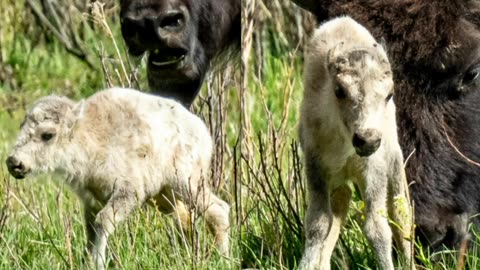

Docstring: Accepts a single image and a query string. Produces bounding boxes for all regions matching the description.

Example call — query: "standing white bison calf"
[6,88,230,269]
[299,17,413,270]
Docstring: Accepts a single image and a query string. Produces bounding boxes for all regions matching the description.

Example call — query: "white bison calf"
[299,17,413,270]
[6,88,229,269]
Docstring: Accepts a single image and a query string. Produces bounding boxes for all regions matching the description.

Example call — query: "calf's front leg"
[361,170,394,270]
[300,155,352,270]
[89,188,140,270]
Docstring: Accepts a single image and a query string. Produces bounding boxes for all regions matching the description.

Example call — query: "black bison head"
[120,0,240,107]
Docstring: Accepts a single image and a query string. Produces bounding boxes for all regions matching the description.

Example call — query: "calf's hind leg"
[195,186,230,256]
[172,175,230,256]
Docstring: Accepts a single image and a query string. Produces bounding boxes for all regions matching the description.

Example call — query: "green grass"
[1,1,479,269]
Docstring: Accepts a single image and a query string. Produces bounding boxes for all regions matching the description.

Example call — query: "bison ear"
[66,99,85,129]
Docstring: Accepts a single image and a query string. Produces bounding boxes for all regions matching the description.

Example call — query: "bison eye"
[463,66,480,85]
[41,132,55,142]
[386,93,393,102]
[335,86,347,99]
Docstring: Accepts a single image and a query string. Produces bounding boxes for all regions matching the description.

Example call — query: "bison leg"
[196,187,230,256]
[300,184,351,270]
[360,171,394,270]
[300,158,332,270]
[300,154,350,270]
[174,174,230,256]
[330,184,352,237]
[91,189,139,270]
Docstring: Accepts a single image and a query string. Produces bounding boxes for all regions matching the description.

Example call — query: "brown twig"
[25,0,96,69]
[441,119,480,167]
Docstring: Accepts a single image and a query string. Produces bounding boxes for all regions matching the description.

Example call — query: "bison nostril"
[159,11,185,31]
[15,162,24,171]
[6,156,25,173]
[352,133,367,148]
[6,156,17,169]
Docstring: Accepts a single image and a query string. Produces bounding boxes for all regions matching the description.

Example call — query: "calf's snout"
[6,155,28,179]
[352,129,382,157]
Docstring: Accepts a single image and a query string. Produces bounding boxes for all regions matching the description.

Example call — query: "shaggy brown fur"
[293,0,480,252]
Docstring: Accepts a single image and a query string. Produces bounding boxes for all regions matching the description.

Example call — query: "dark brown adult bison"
[292,0,480,252]
[120,0,240,107]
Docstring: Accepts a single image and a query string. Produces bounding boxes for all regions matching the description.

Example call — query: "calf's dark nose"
[352,129,382,157]
[353,133,367,148]
[6,156,27,179]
